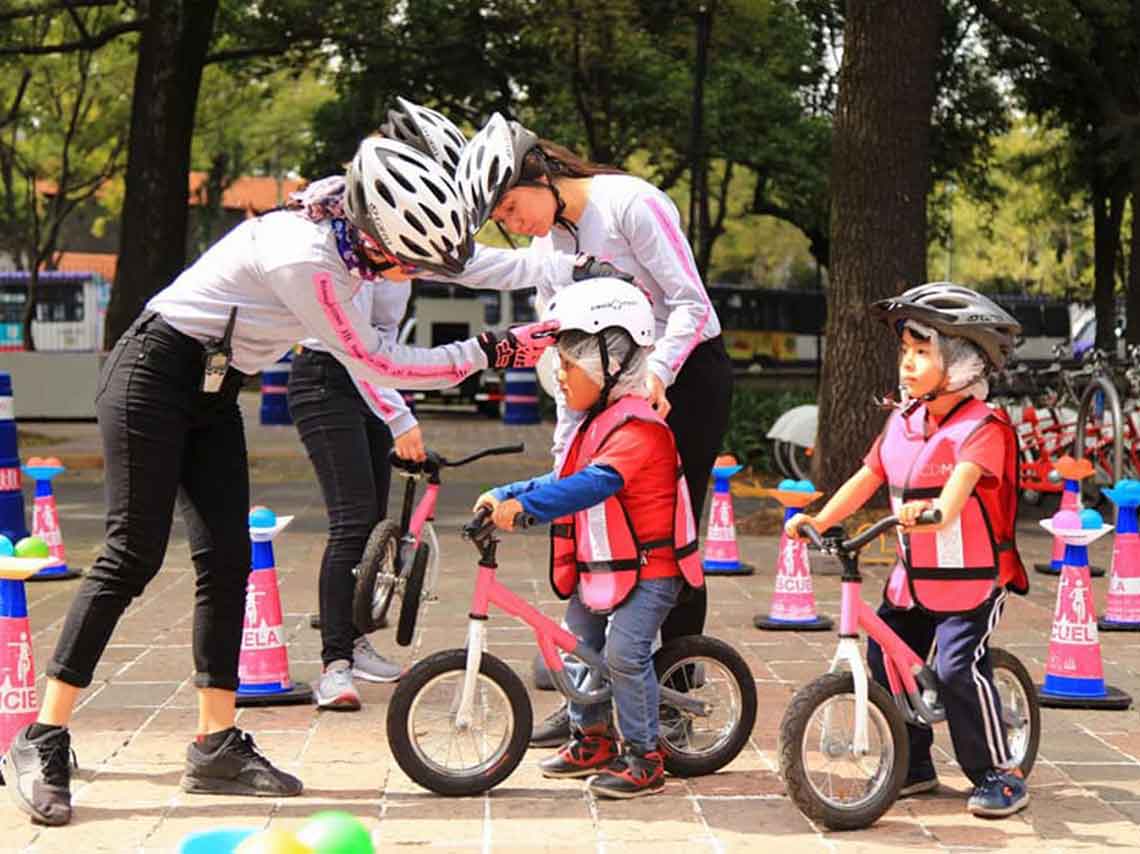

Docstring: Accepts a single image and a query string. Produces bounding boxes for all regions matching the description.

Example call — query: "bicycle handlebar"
[462,506,537,542]
[390,443,525,475]
[797,509,942,555]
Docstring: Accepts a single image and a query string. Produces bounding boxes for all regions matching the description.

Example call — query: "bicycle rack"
[1074,375,1124,520]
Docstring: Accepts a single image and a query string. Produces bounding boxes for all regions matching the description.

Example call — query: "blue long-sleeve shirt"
[492,465,624,523]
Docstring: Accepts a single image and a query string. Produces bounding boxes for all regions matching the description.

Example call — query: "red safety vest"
[880,396,1028,616]
[549,396,704,614]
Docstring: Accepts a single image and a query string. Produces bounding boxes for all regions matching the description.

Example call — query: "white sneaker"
[313,660,361,711]
[352,636,403,683]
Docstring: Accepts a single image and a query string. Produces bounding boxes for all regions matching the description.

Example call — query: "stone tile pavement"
[6,396,1140,851]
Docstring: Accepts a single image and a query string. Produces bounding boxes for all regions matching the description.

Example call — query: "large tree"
[813,0,944,493]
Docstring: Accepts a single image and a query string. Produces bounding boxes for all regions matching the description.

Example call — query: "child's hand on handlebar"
[785,513,816,540]
[492,498,524,531]
[897,500,935,527]
[473,491,500,514]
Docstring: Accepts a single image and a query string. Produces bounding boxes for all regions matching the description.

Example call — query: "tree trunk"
[1127,179,1140,349]
[814,0,942,495]
[103,0,218,347]
[1092,166,1127,352]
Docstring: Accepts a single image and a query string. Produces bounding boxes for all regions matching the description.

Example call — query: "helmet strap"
[586,333,638,420]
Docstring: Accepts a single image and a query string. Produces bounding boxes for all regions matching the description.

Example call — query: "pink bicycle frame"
[408,483,438,544]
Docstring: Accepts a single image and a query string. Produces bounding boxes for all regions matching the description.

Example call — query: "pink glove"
[478,319,561,369]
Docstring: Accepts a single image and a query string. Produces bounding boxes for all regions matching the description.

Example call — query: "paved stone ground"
[5,392,1140,852]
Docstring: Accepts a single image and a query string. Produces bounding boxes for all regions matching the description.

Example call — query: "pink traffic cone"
[22,457,81,581]
[1099,481,1140,631]
[235,507,311,707]
[703,463,754,576]
[1036,456,1105,577]
[754,480,832,632]
[1038,509,1131,709]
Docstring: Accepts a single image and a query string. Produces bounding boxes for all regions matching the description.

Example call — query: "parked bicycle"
[384,507,758,796]
[778,512,1040,830]
[351,443,525,644]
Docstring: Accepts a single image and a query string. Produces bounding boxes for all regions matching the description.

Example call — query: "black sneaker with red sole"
[587,748,666,799]
[539,731,618,779]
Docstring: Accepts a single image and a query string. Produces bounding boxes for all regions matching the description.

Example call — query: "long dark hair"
[517,140,626,185]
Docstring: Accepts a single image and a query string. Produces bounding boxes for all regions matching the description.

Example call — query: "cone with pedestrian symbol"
[0,535,57,762]
[753,480,833,631]
[1036,456,1105,577]
[1037,508,1131,710]
[22,457,80,582]
[702,456,753,576]
[1099,480,1140,631]
[236,507,312,707]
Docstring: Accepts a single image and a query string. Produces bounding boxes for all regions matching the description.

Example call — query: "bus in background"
[0,271,109,351]
[708,285,1073,369]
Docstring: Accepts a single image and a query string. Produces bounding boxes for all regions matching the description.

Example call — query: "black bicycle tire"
[352,519,401,634]
[396,541,429,647]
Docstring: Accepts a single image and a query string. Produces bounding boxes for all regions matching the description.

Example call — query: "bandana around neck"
[288,176,380,281]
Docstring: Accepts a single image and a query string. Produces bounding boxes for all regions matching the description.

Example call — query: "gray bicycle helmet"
[343,137,473,276]
[380,97,467,174]
[871,282,1021,370]
[454,112,539,230]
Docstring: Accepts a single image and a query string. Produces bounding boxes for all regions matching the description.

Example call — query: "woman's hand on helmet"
[393,425,426,463]
[572,254,635,283]
[647,373,671,418]
[473,491,501,514]
[478,319,561,369]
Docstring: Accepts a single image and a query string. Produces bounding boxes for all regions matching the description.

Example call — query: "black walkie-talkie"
[202,306,238,393]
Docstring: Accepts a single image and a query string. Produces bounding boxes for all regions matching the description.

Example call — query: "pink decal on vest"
[312,272,472,381]
[1046,563,1103,680]
[643,197,711,372]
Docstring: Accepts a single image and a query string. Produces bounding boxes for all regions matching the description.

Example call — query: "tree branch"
[0,70,32,131]
[0,18,142,56]
[0,0,117,25]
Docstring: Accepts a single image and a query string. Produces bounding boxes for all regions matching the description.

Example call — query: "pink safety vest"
[549,396,704,614]
[880,396,1027,616]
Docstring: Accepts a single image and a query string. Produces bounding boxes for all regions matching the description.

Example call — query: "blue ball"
[778,479,797,491]
[0,535,12,557]
[1121,480,1140,493]
[248,506,277,529]
[1079,508,1104,530]
[794,479,815,492]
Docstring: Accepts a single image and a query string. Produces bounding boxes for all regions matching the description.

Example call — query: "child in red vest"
[786,283,1030,818]
[476,278,704,799]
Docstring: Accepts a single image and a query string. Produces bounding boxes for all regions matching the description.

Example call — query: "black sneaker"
[181,728,302,797]
[899,762,939,797]
[5,724,72,826]
[587,747,666,799]
[539,730,618,779]
[530,703,571,748]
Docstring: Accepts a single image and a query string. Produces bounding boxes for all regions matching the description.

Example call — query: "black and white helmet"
[454,112,539,231]
[871,282,1022,370]
[343,137,473,276]
[380,97,467,174]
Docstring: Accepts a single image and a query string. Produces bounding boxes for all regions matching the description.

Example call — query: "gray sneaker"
[313,661,361,711]
[352,636,403,683]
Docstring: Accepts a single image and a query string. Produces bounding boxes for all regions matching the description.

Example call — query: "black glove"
[572,254,635,283]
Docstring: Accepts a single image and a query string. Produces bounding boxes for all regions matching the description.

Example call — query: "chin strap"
[583,335,638,424]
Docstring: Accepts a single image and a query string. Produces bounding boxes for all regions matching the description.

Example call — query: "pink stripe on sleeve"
[643,196,712,372]
[313,271,472,382]
[359,381,398,418]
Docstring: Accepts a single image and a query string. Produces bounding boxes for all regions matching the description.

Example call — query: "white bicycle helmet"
[454,112,539,231]
[380,97,468,174]
[871,282,1021,370]
[343,137,473,275]
[542,278,655,345]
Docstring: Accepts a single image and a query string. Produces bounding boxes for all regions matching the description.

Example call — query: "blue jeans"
[564,576,683,753]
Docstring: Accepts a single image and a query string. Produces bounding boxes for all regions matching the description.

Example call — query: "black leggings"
[288,348,394,666]
[660,336,734,641]
[49,313,251,690]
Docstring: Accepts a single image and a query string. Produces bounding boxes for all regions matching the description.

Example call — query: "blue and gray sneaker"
[966,770,1028,818]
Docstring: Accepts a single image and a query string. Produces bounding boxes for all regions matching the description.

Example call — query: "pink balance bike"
[779,511,1040,830]
[384,507,758,796]
[352,443,525,644]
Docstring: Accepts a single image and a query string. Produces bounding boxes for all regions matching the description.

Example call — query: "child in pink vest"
[786,283,1030,819]
[477,279,703,798]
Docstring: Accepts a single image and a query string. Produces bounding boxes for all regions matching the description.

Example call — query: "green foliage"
[721,386,816,472]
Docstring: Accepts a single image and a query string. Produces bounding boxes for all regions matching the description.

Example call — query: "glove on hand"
[572,254,635,283]
[478,319,561,370]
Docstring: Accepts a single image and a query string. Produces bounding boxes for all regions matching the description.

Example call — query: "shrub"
[721,387,816,473]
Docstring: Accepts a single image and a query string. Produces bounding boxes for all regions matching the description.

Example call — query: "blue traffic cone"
[235,506,312,707]
[0,373,29,544]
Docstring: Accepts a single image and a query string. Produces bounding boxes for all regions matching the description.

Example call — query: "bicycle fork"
[454,618,486,731]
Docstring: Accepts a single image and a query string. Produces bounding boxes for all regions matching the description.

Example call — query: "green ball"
[14,536,49,559]
[296,811,373,854]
